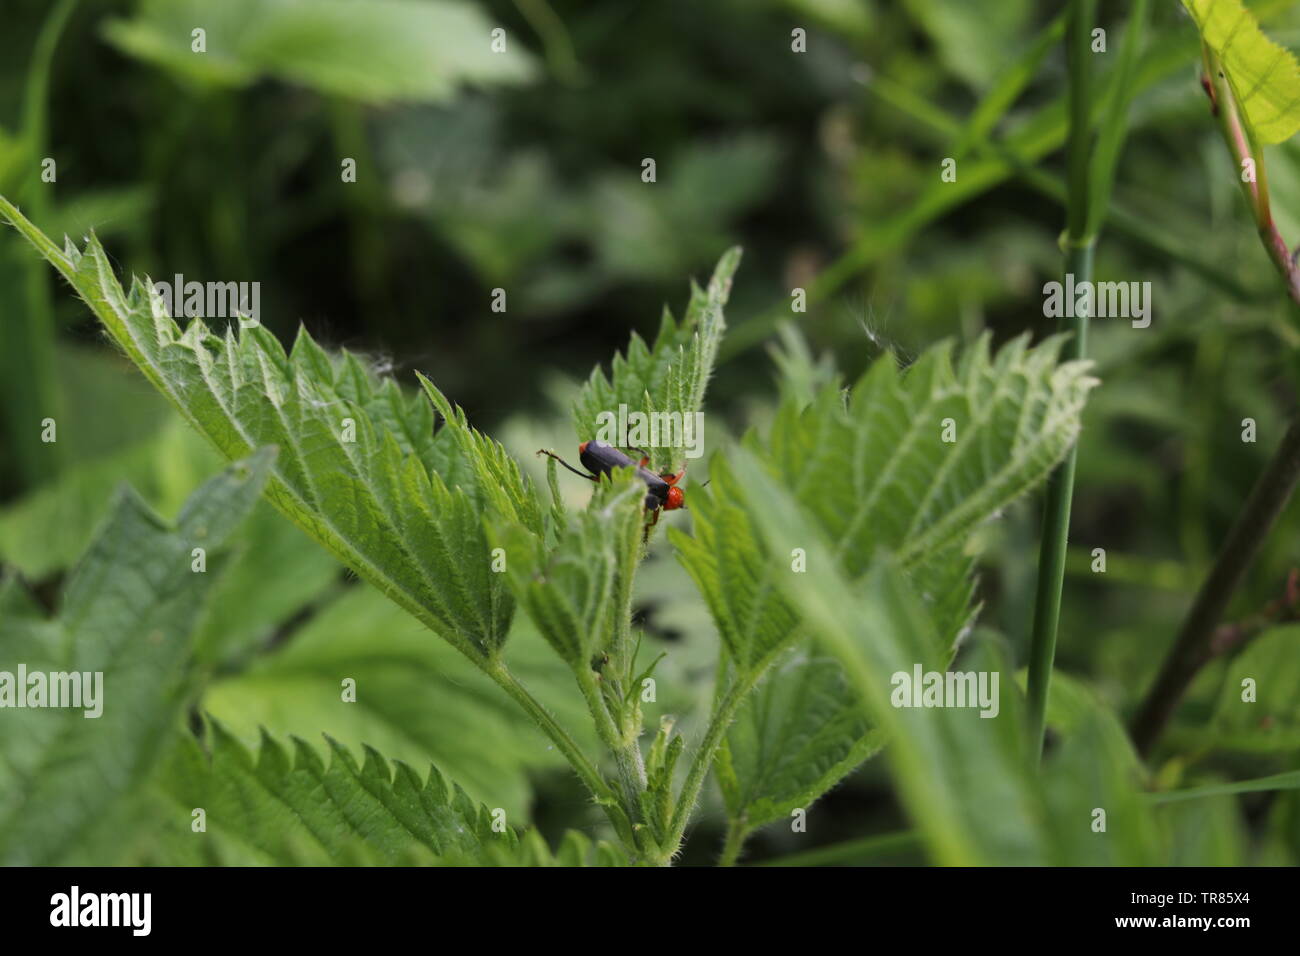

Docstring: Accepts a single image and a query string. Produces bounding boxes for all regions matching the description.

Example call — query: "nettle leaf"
[0,198,540,667]
[769,333,1096,572]
[191,497,341,666]
[731,448,1163,865]
[675,335,1094,675]
[716,648,885,838]
[166,723,624,866]
[672,457,802,674]
[572,247,740,473]
[419,374,545,542]
[0,451,271,865]
[104,0,536,104]
[1183,0,1300,144]
[491,473,644,669]
[202,584,598,819]
[0,418,216,578]
[173,721,498,864]
[0,416,341,667]
[673,337,1093,847]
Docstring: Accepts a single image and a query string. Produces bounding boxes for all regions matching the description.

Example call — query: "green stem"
[718,818,749,867]
[870,74,1258,303]
[1,0,77,489]
[612,739,646,816]
[489,663,613,807]
[1202,46,1300,306]
[576,666,644,821]
[660,670,758,862]
[1026,0,1096,757]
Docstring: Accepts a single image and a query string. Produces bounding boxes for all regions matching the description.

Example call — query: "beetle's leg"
[536,449,598,481]
[642,506,661,543]
[624,446,652,467]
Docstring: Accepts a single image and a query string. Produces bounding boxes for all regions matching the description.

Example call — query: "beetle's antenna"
[537,448,598,482]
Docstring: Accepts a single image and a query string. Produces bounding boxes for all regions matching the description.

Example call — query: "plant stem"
[1,0,76,490]
[1202,47,1300,306]
[1130,39,1300,758]
[576,666,644,820]
[659,671,758,862]
[489,663,614,807]
[1131,415,1300,756]
[1026,0,1096,756]
[718,818,749,867]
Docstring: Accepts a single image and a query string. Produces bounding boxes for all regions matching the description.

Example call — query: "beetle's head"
[664,486,685,511]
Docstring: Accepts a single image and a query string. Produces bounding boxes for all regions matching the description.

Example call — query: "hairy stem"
[718,818,749,867]
[489,663,614,807]
[660,670,759,863]
[576,666,645,822]
[1131,416,1300,756]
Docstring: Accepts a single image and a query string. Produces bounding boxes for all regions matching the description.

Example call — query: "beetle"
[537,440,686,538]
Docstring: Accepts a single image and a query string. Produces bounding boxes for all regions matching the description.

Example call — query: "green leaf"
[0,197,539,667]
[1150,770,1300,804]
[671,456,803,674]
[725,444,1165,865]
[103,0,536,104]
[572,247,740,473]
[1210,624,1300,752]
[164,723,624,865]
[0,418,215,578]
[1182,0,1300,144]
[0,451,272,864]
[770,334,1097,572]
[674,335,1096,674]
[0,415,338,667]
[191,498,342,666]
[491,472,644,669]
[1039,682,1166,866]
[1086,0,1150,237]
[1159,791,1248,866]
[669,336,1095,859]
[175,721,499,864]
[589,142,773,289]
[201,583,597,819]
[716,647,885,836]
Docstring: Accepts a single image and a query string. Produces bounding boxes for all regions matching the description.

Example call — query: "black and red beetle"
[538,440,686,538]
